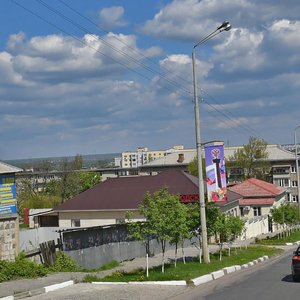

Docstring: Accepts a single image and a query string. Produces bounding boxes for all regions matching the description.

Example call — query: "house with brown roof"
[42,170,241,228]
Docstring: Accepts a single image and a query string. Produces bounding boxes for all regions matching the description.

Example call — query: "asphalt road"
[26,246,298,300]
[172,246,298,300]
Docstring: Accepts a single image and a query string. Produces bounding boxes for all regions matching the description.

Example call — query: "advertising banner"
[205,145,227,202]
[0,174,17,217]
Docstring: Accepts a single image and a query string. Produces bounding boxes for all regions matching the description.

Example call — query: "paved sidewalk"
[0,239,272,299]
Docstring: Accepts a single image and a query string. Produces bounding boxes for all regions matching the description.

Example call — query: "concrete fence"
[19,227,61,252]
[65,239,197,269]
[243,215,270,240]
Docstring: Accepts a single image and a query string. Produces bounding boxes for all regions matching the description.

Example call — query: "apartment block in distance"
[120,145,184,168]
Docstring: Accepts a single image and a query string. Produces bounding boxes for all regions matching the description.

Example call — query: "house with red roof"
[228,178,287,238]
[39,170,241,228]
[229,178,287,218]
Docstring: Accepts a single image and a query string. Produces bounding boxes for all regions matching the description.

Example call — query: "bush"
[0,252,48,282]
[49,251,80,272]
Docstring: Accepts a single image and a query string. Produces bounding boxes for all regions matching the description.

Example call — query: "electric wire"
[11,0,191,100]
[10,0,271,143]
[58,0,195,94]
[56,0,271,142]
[35,0,193,97]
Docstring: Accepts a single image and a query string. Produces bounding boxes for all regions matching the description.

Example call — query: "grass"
[83,245,283,283]
[256,229,300,245]
[80,260,120,272]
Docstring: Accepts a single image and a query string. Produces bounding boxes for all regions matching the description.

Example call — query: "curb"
[92,255,270,287]
[0,255,270,298]
[92,280,186,286]
[191,255,268,286]
[0,280,74,300]
[286,241,300,246]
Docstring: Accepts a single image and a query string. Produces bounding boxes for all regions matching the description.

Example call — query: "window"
[274,178,290,187]
[240,207,244,217]
[292,181,298,187]
[253,207,261,217]
[292,195,299,202]
[291,166,296,173]
[71,219,80,227]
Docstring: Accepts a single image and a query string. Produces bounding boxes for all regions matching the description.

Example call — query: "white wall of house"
[58,210,145,228]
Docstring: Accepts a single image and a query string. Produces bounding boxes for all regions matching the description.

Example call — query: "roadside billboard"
[205,145,227,202]
[0,174,17,218]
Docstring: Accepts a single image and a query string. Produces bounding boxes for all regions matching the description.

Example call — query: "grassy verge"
[83,245,283,283]
[256,229,300,245]
[0,251,120,283]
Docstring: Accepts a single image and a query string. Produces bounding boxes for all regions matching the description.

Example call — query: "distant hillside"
[4,153,121,170]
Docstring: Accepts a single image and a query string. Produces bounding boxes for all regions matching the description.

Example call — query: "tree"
[59,158,81,203]
[214,214,245,260]
[227,136,270,180]
[214,213,231,261]
[137,188,189,273]
[126,212,152,256]
[186,201,222,263]
[78,172,101,192]
[169,201,190,267]
[17,176,61,218]
[187,157,206,178]
[17,155,101,214]
[271,203,299,236]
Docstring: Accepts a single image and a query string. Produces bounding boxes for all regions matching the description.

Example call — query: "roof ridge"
[248,178,283,195]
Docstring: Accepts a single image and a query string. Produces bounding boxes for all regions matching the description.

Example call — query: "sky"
[1,0,300,160]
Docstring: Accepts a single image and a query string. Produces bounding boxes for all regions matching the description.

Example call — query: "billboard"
[0,174,17,217]
[205,145,227,202]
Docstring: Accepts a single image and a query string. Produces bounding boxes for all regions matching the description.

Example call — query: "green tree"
[271,203,299,235]
[59,158,81,203]
[126,212,152,257]
[17,177,60,217]
[169,201,190,267]
[187,157,206,178]
[186,201,222,263]
[138,188,189,273]
[78,172,101,192]
[227,136,270,180]
[214,214,244,260]
[214,213,231,260]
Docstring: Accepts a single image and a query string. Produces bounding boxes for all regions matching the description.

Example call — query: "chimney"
[177,153,184,163]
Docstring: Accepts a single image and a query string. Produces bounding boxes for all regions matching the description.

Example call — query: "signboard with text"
[0,174,17,217]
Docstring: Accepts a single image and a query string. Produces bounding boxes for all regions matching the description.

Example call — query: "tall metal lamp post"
[294,125,300,216]
[192,21,231,263]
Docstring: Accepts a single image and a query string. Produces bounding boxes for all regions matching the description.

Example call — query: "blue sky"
[1,0,300,160]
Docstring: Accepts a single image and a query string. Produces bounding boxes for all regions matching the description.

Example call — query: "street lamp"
[192,21,231,263]
[294,126,300,216]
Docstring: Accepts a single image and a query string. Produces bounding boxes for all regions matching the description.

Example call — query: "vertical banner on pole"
[205,145,227,202]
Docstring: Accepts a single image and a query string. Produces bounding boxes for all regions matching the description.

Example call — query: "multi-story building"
[15,144,300,204]
[140,144,300,204]
[120,145,184,168]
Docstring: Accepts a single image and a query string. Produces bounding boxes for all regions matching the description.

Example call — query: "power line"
[36,0,271,141]
[11,0,190,99]
[35,0,193,97]
[58,0,194,94]
[11,0,272,144]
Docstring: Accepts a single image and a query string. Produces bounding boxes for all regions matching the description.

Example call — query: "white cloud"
[213,28,265,73]
[4,32,163,84]
[99,6,127,29]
